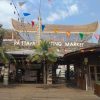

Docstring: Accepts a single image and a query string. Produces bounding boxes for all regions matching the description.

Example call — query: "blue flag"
[42,25,45,31]
[23,13,31,16]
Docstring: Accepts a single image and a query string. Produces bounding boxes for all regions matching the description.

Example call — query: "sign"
[14,40,84,47]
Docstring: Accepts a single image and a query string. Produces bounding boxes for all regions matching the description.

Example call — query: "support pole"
[36,0,42,45]
[37,16,41,45]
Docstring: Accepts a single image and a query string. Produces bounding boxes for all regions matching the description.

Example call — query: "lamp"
[84,57,88,65]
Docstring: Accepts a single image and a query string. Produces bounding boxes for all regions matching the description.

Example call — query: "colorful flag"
[79,33,84,40]
[31,21,34,27]
[10,2,12,5]
[35,24,38,31]
[48,0,52,2]
[42,25,45,31]
[14,11,16,14]
[23,13,31,16]
[94,34,100,40]
[54,28,58,33]
[19,2,26,7]
[66,32,71,37]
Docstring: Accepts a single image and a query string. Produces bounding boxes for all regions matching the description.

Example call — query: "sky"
[0,0,100,42]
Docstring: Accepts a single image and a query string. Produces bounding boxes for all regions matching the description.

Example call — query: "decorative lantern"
[84,57,88,65]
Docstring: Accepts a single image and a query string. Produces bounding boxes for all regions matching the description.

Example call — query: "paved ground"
[0,84,100,100]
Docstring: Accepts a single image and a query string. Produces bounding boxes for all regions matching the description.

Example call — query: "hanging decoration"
[31,21,35,27]
[10,2,12,5]
[23,13,31,16]
[48,0,52,2]
[79,33,84,40]
[66,32,71,38]
[54,28,58,33]
[18,1,26,7]
[35,24,39,31]
[10,0,21,20]
[42,25,45,31]
[13,11,15,14]
[94,33,100,40]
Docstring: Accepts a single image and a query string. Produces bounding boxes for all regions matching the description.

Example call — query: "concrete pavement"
[0,84,99,100]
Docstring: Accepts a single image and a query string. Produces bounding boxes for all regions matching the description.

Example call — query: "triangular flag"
[35,25,38,31]
[54,28,58,33]
[48,0,52,2]
[23,13,31,16]
[66,32,71,37]
[31,21,34,27]
[18,18,19,21]
[14,11,16,14]
[19,2,26,7]
[42,25,45,31]
[10,2,12,5]
[94,34,100,40]
[79,33,84,40]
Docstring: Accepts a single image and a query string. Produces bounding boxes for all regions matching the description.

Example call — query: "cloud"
[68,4,79,15]
[46,4,79,23]
[0,1,17,29]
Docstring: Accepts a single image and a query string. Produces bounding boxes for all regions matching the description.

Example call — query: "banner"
[23,13,31,16]
[66,32,71,38]
[94,34,100,40]
[31,21,34,27]
[19,2,26,7]
[79,33,84,40]
[42,25,45,31]
[54,28,58,33]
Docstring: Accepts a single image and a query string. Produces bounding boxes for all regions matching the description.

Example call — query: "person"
[56,68,61,77]
[9,63,16,82]
[16,68,23,83]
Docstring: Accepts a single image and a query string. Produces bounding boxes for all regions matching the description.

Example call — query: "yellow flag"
[66,32,71,37]
[54,28,59,33]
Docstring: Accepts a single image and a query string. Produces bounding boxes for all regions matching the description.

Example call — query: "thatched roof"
[12,19,98,33]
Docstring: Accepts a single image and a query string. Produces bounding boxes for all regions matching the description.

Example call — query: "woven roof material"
[12,19,98,33]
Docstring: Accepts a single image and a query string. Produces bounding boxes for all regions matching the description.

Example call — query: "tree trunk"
[43,62,47,84]
[3,66,9,86]
[47,64,52,84]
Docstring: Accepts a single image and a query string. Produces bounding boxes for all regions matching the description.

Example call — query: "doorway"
[89,65,100,89]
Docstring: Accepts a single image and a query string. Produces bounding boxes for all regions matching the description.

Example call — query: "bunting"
[31,21,34,27]
[42,25,45,31]
[14,11,16,14]
[54,28,58,33]
[94,34,100,40]
[35,24,39,31]
[23,13,31,16]
[66,32,71,38]
[48,0,52,2]
[19,2,26,7]
[79,33,84,40]
[10,2,12,5]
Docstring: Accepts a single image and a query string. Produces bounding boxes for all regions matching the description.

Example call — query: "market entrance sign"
[14,40,84,47]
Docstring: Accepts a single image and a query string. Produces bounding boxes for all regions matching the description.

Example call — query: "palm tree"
[0,27,4,46]
[0,27,15,85]
[28,40,57,84]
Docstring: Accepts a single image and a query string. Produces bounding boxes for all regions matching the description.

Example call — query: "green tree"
[0,27,15,85]
[0,27,5,46]
[28,40,57,84]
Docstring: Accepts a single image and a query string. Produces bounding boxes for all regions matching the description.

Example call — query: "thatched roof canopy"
[12,19,98,33]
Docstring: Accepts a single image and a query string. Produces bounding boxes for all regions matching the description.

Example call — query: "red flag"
[31,21,34,27]
[94,34,100,40]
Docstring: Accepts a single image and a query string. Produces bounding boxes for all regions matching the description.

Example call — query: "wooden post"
[85,73,88,91]
[37,16,41,45]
